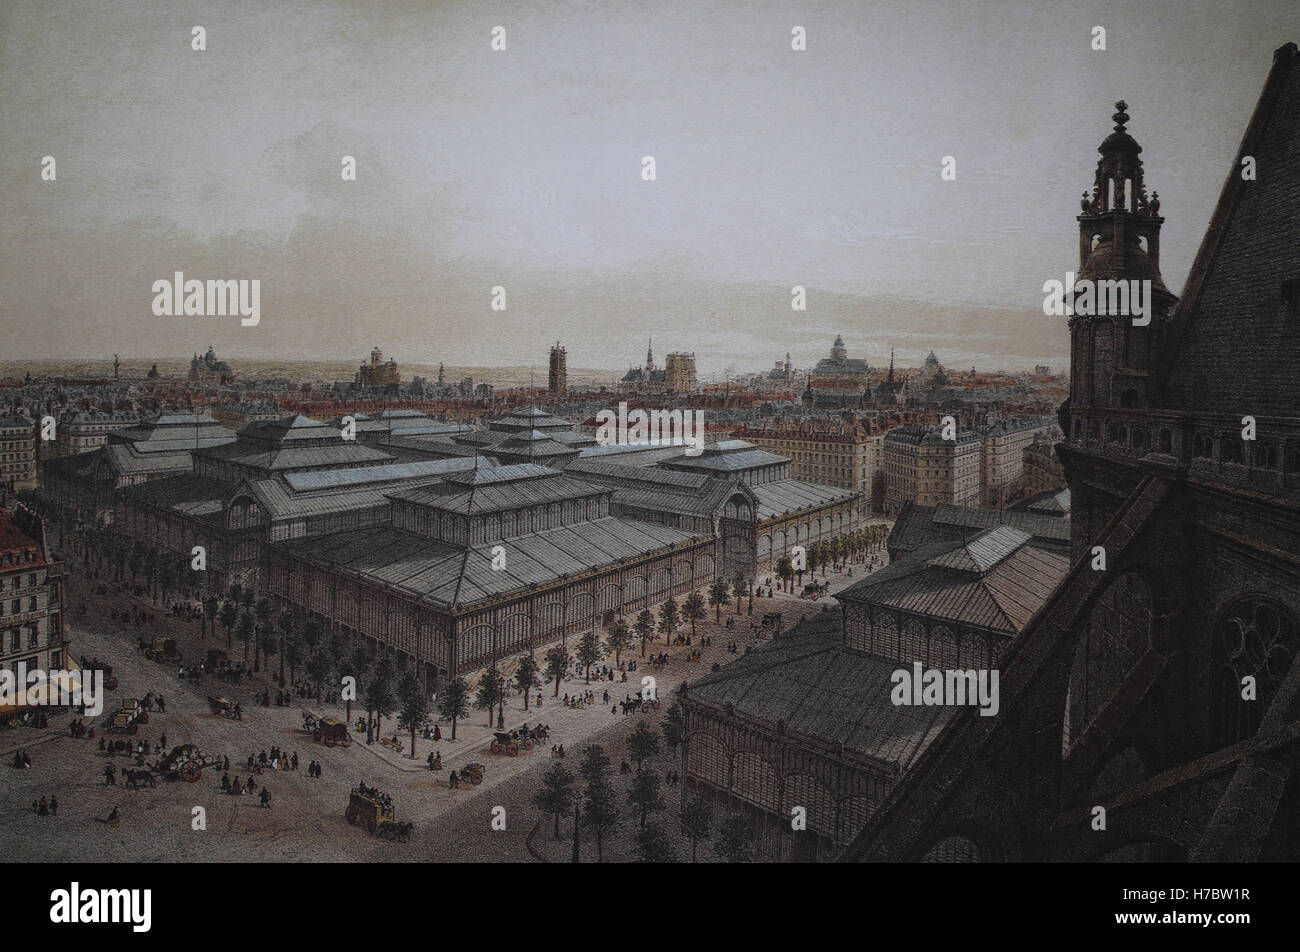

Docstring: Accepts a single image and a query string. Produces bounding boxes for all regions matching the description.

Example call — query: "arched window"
[1193,433,1214,459]
[1253,441,1276,469]
[1217,598,1296,747]
[1221,435,1244,465]
[1158,429,1173,453]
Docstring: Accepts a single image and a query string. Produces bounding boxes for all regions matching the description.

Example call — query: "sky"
[2,0,1298,375]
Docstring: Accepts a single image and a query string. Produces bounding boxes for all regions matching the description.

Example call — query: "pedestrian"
[50,794,59,816]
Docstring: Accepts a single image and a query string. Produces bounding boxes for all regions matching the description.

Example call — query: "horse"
[124,768,156,789]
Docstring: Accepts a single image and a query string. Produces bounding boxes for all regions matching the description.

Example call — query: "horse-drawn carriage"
[207,696,242,720]
[154,744,222,783]
[106,699,148,735]
[456,762,484,785]
[307,714,352,748]
[489,731,534,757]
[81,661,117,692]
[346,784,395,834]
[145,637,182,663]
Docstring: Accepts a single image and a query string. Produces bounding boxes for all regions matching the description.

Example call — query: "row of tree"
[772,523,890,590]
[533,713,756,863]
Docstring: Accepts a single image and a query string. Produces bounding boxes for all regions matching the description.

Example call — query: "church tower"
[1070,101,1177,419]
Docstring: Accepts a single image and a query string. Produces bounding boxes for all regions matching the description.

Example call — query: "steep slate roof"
[388,466,606,515]
[751,479,856,519]
[686,612,952,771]
[278,516,700,610]
[839,531,1069,633]
[1159,42,1300,416]
[888,501,1071,555]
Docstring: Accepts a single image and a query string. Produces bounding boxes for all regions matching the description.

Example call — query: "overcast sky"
[2,0,1297,374]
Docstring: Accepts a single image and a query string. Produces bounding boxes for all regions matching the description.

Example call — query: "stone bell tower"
[1071,101,1177,415]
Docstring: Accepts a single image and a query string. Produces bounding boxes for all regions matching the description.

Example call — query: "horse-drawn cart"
[144,637,182,663]
[156,743,221,783]
[106,699,148,735]
[311,715,352,748]
[346,784,395,834]
[457,762,485,785]
[207,696,242,720]
[489,731,534,757]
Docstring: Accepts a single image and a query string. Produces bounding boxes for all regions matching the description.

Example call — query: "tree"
[628,720,660,772]
[364,654,396,742]
[707,578,731,623]
[437,676,470,740]
[396,669,429,759]
[732,575,747,614]
[475,667,505,727]
[158,559,177,606]
[276,610,295,684]
[236,611,255,660]
[776,556,794,592]
[338,644,368,724]
[514,653,540,711]
[255,622,277,675]
[305,648,333,706]
[203,595,219,641]
[661,700,685,755]
[680,798,713,862]
[578,744,613,788]
[635,821,679,863]
[544,644,571,697]
[656,597,679,645]
[581,776,619,862]
[632,610,655,658]
[283,630,304,690]
[806,542,822,581]
[218,599,238,650]
[605,619,631,664]
[714,812,756,863]
[532,761,575,839]
[627,769,665,830]
[681,591,706,638]
[575,629,605,683]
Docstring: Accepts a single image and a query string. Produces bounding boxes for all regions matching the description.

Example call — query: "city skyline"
[3,0,1297,371]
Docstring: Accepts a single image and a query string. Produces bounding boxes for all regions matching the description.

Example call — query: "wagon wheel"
[367,817,377,834]
[137,712,149,725]
[346,805,358,826]
[325,736,337,748]
[181,760,202,783]
[341,735,352,748]
[508,745,519,757]
[128,723,138,735]
[490,740,502,754]
[522,738,533,751]
[470,769,483,785]
[313,729,322,742]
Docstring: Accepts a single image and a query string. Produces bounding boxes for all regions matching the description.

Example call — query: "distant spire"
[888,348,895,383]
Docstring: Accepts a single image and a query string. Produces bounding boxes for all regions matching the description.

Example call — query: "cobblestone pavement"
[1,538,888,862]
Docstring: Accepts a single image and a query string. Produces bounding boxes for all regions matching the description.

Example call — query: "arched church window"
[1217,597,1296,746]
